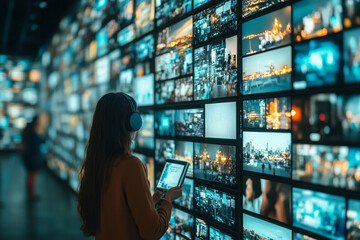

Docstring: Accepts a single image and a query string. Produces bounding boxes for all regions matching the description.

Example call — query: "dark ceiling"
[0,0,77,58]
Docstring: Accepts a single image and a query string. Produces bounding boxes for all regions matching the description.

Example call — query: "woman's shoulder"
[113,154,143,169]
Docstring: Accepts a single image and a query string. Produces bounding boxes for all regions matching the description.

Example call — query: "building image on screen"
[195,218,207,240]
[174,177,193,210]
[209,226,234,240]
[292,94,360,143]
[242,46,292,95]
[347,199,360,240]
[205,102,236,139]
[155,0,192,27]
[243,131,291,178]
[293,144,360,191]
[135,0,154,37]
[293,0,342,42]
[344,28,360,84]
[175,108,204,137]
[194,36,237,100]
[155,110,175,137]
[157,162,185,190]
[265,96,291,130]
[194,143,236,185]
[243,213,292,240]
[293,188,346,240]
[155,139,175,165]
[344,0,360,28]
[293,36,341,90]
[242,0,289,18]
[194,185,235,227]
[242,6,291,56]
[243,99,266,129]
[193,0,237,45]
[243,176,291,224]
[175,77,193,102]
[174,141,193,177]
[118,69,134,95]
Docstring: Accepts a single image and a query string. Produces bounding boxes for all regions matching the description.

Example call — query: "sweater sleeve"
[124,156,173,240]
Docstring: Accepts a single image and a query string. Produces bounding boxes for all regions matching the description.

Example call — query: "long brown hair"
[77,92,136,236]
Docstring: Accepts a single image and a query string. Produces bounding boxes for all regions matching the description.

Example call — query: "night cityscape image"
[243,99,266,129]
[194,185,235,227]
[135,0,155,36]
[194,36,237,100]
[193,0,237,45]
[195,218,207,239]
[194,143,236,185]
[242,46,292,95]
[242,6,291,55]
[347,199,360,240]
[243,131,292,178]
[265,96,291,130]
[344,28,360,83]
[242,0,289,18]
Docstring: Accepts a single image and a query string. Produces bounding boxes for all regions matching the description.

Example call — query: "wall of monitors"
[43,0,360,239]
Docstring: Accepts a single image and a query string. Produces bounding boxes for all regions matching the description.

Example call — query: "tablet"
[156,159,189,192]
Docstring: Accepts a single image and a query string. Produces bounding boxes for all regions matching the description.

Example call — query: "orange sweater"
[95,154,173,240]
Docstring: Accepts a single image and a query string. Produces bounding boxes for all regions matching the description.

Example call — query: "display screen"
[95,56,110,84]
[157,161,186,190]
[155,80,175,104]
[243,131,291,178]
[117,24,135,46]
[135,0,155,37]
[155,139,175,165]
[109,49,121,79]
[118,69,134,95]
[67,94,81,113]
[172,208,194,239]
[293,0,342,42]
[242,46,292,95]
[194,36,237,100]
[243,213,292,239]
[243,99,266,128]
[242,6,291,56]
[293,188,346,240]
[96,27,108,57]
[209,226,234,240]
[175,77,193,102]
[175,108,204,137]
[194,143,236,185]
[134,113,154,150]
[133,74,154,106]
[194,0,210,9]
[205,101,236,139]
[292,94,360,143]
[195,218,207,240]
[293,36,341,90]
[193,0,237,45]
[243,176,291,224]
[347,199,360,240]
[242,0,289,18]
[175,141,194,177]
[174,177,193,210]
[135,34,154,62]
[155,0,192,26]
[265,96,291,130]
[344,28,360,84]
[194,185,235,226]
[0,116,9,129]
[155,110,175,136]
[293,233,318,240]
[344,0,360,28]
[118,0,134,27]
[293,144,360,191]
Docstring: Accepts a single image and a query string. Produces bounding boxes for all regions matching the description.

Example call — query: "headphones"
[117,92,142,132]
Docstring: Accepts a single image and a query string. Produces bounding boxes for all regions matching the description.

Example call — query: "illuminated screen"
[0,116,9,129]
[155,110,175,136]
[118,0,134,27]
[195,218,207,240]
[96,27,108,57]
[344,0,360,28]
[95,56,110,84]
[293,188,346,240]
[209,226,234,240]
[243,99,266,128]
[135,35,154,62]
[172,208,194,239]
[155,80,175,104]
[265,96,291,130]
[194,36,237,100]
[293,36,341,90]
[293,0,342,42]
[194,0,210,9]
[194,0,237,45]
[175,77,193,102]
[293,233,318,240]
[243,213,292,239]
[174,141,194,177]
[194,185,235,226]
[205,102,236,139]
[292,144,360,191]
[347,199,360,240]
[242,6,291,56]
[243,175,291,224]
[155,139,175,165]
[175,108,204,137]
[155,0,192,26]
[292,94,360,143]
[344,28,360,83]
[117,24,135,46]
[242,46,292,95]
[174,177,193,210]
[243,131,291,178]
[67,94,81,113]
[135,113,154,150]
[134,74,154,106]
[118,69,134,95]
[242,0,289,18]
[157,162,186,190]
[135,0,155,37]
[194,143,236,185]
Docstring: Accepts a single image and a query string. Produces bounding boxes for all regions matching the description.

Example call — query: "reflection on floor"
[0,152,89,240]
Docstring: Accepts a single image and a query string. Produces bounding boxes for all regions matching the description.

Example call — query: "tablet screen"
[157,162,186,190]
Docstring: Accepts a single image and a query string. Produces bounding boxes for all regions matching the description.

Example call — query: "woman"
[77,92,183,240]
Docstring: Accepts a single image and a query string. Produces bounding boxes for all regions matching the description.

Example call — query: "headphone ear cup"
[129,112,142,131]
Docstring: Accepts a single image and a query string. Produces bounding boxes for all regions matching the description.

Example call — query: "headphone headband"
[118,92,136,113]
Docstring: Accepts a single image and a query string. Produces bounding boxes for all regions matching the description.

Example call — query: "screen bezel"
[156,159,190,192]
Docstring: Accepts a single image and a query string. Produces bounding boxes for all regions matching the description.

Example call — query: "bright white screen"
[205,101,236,139]
[157,162,185,190]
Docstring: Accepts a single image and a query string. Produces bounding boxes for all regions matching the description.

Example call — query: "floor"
[0,152,90,240]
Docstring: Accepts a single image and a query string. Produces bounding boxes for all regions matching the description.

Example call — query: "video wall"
[42,0,360,239]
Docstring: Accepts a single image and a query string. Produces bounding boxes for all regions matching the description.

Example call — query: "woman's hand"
[152,191,164,204]
[164,186,184,202]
